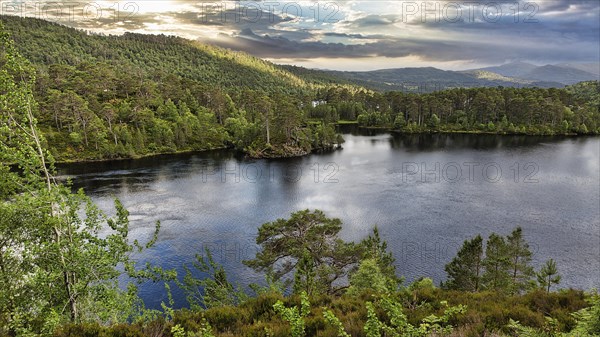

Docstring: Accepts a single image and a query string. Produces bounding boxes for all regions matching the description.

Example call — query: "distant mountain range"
[285,61,599,92]
[477,62,599,85]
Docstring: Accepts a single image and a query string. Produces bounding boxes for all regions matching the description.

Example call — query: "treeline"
[309,83,600,135]
[443,228,558,294]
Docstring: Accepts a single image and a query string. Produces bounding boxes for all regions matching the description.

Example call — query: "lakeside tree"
[443,235,484,292]
[506,227,535,293]
[293,249,319,296]
[348,226,401,295]
[347,258,397,296]
[445,228,538,294]
[1,15,599,336]
[482,233,511,291]
[177,247,247,310]
[537,259,562,293]
[243,210,361,295]
[360,226,398,282]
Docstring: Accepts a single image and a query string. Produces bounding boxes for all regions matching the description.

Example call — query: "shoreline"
[359,125,585,136]
[55,130,595,165]
[55,146,231,165]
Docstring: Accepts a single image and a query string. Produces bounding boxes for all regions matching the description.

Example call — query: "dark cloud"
[202,25,598,65]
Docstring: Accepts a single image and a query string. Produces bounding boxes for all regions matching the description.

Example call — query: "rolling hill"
[477,61,539,77]
[473,62,599,85]
[284,66,566,92]
[524,64,599,85]
[315,61,599,92]
[0,15,327,96]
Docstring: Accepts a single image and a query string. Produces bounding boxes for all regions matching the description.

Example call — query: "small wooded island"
[1,14,600,337]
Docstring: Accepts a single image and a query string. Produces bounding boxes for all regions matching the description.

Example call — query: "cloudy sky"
[4,0,599,70]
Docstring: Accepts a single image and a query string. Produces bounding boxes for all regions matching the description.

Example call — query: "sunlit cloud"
[2,0,598,70]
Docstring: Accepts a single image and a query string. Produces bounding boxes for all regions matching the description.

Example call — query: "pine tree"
[506,227,534,293]
[537,259,561,293]
[243,210,361,295]
[443,235,483,292]
[482,234,511,291]
[294,250,317,296]
[360,226,400,286]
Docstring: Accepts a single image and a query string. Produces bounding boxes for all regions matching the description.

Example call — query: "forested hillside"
[2,16,316,94]
[1,15,599,163]
[1,15,348,161]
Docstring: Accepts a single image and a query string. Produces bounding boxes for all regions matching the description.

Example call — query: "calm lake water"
[58,129,600,309]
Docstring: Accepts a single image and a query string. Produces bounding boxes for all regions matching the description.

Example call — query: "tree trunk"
[27,90,79,321]
[266,111,271,145]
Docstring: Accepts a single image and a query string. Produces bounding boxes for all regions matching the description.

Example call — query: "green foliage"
[0,21,162,336]
[322,309,350,337]
[538,259,562,293]
[249,272,286,297]
[507,318,560,337]
[36,276,596,336]
[443,235,484,292]
[445,227,536,295]
[427,114,440,128]
[482,233,511,292]
[2,15,599,335]
[243,210,361,295]
[273,292,310,337]
[172,318,215,337]
[570,291,600,336]
[506,227,535,294]
[364,302,383,337]
[2,16,599,164]
[359,226,399,284]
[347,259,396,296]
[364,297,466,337]
[177,248,247,310]
[1,16,348,161]
[348,227,401,296]
[356,85,598,135]
[293,250,319,296]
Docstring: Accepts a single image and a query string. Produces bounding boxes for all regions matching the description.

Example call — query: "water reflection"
[58,131,600,309]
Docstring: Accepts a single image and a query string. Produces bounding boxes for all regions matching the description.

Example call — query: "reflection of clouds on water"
[579,139,600,176]
[298,194,335,212]
[350,157,370,166]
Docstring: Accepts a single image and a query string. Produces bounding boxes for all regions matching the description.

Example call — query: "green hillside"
[1,15,349,161]
[2,15,315,95]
